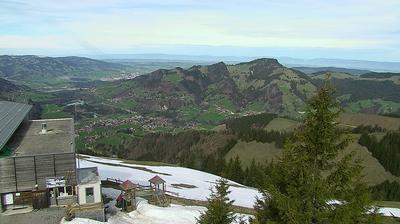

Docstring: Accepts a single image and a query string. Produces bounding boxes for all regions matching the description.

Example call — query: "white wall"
[78,181,102,204]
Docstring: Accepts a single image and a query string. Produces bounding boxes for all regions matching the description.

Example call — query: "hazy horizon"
[1,0,400,62]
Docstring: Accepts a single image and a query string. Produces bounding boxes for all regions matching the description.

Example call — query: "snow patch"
[78,155,261,208]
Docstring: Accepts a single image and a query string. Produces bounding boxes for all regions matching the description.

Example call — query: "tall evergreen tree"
[224,158,234,178]
[252,83,374,224]
[197,178,236,224]
[231,156,244,183]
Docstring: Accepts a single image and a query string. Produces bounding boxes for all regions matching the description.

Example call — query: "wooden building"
[118,180,137,212]
[0,101,77,211]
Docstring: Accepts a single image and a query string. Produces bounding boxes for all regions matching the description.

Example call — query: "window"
[85,187,95,203]
[85,187,94,197]
[66,186,73,195]
[59,187,65,194]
[57,186,74,197]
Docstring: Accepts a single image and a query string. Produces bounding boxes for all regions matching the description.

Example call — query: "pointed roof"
[120,180,136,190]
[149,175,166,184]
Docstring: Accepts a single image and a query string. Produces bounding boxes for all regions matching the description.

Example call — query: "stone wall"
[57,195,77,206]
[75,207,105,222]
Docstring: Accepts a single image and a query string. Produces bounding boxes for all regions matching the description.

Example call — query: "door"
[32,191,49,209]
[85,187,94,203]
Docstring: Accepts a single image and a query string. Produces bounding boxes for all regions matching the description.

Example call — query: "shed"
[77,167,102,205]
[118,180,137,212]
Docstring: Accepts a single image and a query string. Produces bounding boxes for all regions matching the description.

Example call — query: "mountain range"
[0,55,130,89]
[86,58,400,120]
[2,56,400,119]
[2,55,400,191]
[85,54,400,72]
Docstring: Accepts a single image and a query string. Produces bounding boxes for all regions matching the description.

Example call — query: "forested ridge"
[359,131,400,176]
[78,112,400,202]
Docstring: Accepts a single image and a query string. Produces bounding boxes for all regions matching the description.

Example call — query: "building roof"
[149,175,166,184]
[77,167,100,185]
[0,101,32,151]
[8,118,74,156]
[120,180,137,190]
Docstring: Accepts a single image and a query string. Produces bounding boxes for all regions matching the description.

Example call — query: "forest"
[359,131,400,176]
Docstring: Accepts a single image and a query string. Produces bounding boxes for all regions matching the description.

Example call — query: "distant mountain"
[25,57,400,126]
[0,77,32,101]
[281,57,400,72]
[86,54,400,72]
[89,58,317,117]
[292,66,370,76]
[81,58,400,121]
[360,72,400,79]
[0,77,25,92]
[0,55,131,89]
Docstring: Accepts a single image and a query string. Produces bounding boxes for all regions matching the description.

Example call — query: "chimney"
[41,122,47,134]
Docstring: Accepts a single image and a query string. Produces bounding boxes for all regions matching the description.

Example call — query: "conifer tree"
[224,158,234,178]
[252,83,374,224]
[197,178,236,224]
[231,156,244,183]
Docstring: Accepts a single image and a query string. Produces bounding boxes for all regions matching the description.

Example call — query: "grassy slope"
[265,113,400,132]
[375,201,400,209]
[338,113,400,130]
[41,104,72,119]
[340,134,400,185]
[225,140,281,167]
[229,116,400,186]
[225,137,400,185]
[265,117,300,132]
[311,72,400,116]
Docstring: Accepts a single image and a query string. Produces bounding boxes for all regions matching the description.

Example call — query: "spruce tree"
[231,156,244,183]
[197,178,236,224]
[224,158,234,179]
[252,83,374,224]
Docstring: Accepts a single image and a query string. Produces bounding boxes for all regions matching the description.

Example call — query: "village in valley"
[1,100,400,223]
[2,1,400,223]
[0,100,259,224]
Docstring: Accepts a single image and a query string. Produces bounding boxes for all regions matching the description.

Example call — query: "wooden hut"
[118,180,136,212]
[148,175,169,206]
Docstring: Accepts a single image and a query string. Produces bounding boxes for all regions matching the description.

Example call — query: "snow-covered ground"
[62,200,250,224]
[69,154,400,224]
[78,155,261,208]
[62,187,251,224]
[378,207,400,218]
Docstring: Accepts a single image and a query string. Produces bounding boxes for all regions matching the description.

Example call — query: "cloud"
[0,0,399,60]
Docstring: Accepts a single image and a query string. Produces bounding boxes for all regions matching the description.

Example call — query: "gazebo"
[148,175,169,206]
[118,180,137,212]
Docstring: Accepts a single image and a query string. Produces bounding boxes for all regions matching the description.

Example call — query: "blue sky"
[0,0,399,61]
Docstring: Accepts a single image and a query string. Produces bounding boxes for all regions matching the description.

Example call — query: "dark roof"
[77,167,100,185]
[9,118,74,156]
[120,180,137,190]
[149,175,166,184]
[0,101,32,151]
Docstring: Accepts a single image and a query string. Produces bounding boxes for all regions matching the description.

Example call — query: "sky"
[0,0,399,61]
